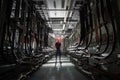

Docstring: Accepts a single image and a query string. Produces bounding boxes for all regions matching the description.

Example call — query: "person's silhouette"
[55,40,61,63]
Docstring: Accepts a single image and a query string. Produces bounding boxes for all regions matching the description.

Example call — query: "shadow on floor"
[28,55,91,80]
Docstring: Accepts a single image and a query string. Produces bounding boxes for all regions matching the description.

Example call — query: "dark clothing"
[55,42,61,62]
[56,49,61,61]
[55,42,61,50]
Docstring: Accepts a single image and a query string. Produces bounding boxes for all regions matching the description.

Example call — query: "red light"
[56,37,61,43]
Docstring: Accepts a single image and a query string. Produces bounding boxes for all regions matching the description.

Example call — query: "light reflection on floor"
[43,56,74,67]
[29,55,90,80]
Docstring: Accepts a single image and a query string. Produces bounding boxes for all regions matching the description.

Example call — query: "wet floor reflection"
[29,56,90,80]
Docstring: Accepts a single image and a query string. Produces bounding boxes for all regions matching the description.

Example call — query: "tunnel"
[0,0,120,80]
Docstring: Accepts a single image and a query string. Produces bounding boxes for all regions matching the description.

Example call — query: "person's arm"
[60,43,61,48]
[55,43,57,48]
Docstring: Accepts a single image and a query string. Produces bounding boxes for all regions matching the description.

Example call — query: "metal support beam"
[37,9,79,11]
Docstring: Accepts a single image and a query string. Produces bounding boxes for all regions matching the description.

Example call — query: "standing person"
[55,39,61,63]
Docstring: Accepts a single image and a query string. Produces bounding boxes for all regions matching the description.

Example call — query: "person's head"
[56,39,60,43]
[56,37,61,43]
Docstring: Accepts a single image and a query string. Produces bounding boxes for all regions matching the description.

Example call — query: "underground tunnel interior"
[0,0,120,80]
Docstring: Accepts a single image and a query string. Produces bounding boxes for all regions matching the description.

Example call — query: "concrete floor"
[28,56,90,80]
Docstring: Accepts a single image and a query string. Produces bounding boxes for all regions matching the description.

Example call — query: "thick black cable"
[85,0,93,49]
[96,0,110,54]
[96,0,102,52]
[104,0,116,59]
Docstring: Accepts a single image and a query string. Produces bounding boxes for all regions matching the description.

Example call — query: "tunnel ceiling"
[33,0,81,38]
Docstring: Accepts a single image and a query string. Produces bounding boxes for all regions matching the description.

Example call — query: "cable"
[96,0,109,54]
